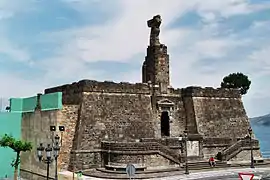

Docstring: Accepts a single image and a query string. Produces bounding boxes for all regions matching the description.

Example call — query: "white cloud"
[0,72,45,98]
[37,56,105,83]
[0,38,31,62]
[248,46,270,76]
[0,0,35,20]
[0,0,270,117]
[51,0,260,63]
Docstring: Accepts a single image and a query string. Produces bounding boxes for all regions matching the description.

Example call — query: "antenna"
[0,98,2,112]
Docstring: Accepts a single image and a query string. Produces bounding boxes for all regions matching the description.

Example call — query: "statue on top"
[147,15,162,46]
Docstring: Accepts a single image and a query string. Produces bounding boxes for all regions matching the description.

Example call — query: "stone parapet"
[69,150,101,171]
[101,141,159,151]
[203,137,235,147]
[181,86,241,98]
[45,80,151,95]
[101,141,181,164]
[221,139,260,161]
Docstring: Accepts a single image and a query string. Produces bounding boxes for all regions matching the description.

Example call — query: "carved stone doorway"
[161,111,170,137]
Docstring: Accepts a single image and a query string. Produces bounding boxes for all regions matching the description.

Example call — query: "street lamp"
[37,143,53,180]
[248,127,254,168]
[178,137,183,168]
[37,126,65,180]
[53,135,60,180]
[37,143,45,161]
[184,130,189,175]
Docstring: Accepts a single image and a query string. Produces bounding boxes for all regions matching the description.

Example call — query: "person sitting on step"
[209,156,216,167]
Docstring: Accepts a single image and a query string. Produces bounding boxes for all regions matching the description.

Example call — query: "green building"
[0,92,62,178]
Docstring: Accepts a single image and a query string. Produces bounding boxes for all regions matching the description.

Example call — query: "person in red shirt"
[209,157,216,167]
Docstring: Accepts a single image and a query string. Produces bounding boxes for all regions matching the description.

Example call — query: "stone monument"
[19,15,262,179]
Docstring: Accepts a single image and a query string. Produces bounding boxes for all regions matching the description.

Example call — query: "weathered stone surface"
[192,96,249,137]
[57,105,79,170]
[69,151,101,170]
[144,154,173,169]
[230,149,261,161]
[77,92,155,147]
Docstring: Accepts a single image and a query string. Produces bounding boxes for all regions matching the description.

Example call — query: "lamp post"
[37,125,64,180]
[248,127,254,168]
[37,143,53,180]
[184,130,189,175]
[53,135,60,180]
[178,137,183,168]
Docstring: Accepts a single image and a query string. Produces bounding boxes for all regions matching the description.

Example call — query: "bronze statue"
[147,15,162,46]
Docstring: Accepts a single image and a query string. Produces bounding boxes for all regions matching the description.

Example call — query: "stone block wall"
[230,149,262,161]
[182,96,197,134]
[192,96,249,138]
[144,154,173,169]
[75,92,155,150]
[202,137,233,158]
[203,147,226,159]
[45,80,151,95]
[41,81,259,168]
[109,154,145,165]
[155,95,186,137]
[69,150,101,170]
[57,105,80,170]
[182,87,250,139]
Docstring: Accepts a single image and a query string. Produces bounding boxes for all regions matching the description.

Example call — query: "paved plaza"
[65,167,270,180]
[152,167,270,180]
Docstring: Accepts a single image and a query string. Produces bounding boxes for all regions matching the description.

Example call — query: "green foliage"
[0,134,32,169]
[0,134,32,152]
[221,72,251,95]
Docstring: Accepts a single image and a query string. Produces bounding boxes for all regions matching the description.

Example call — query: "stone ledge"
[181,86,241,98]
[71,149,101,153]
[203,144,229,147]
[20,168,54,180]
[45,80,151,94]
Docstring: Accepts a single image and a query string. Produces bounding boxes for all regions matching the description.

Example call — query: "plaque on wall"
[187,141,199,156]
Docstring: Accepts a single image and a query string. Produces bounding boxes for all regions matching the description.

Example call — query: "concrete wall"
[20,104,78,179]
[10,92,62,112]
[0,112,22,178]
[20,111,59,180]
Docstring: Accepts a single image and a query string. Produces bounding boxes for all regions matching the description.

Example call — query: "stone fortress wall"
[42,80,258,172]
[19,14,261,179]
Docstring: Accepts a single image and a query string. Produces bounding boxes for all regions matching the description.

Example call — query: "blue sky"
[0,0,270,117]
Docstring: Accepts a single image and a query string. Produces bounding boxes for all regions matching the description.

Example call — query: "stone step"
[84,168,186,179]
[184,161,228,166]
[96,167,182,174]
[83,162,270,179]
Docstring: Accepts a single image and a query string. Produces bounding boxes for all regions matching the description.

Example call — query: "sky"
[0,0,269,117]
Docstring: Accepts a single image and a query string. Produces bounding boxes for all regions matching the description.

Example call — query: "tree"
[0,134,32,180]
[221,72,251,95]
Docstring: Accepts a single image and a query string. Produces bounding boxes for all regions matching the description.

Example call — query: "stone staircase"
[182,161,228,170]
[157,142,181,164]
[83,161,229,179]
[221,139,260,161]
[101,141,181,165]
